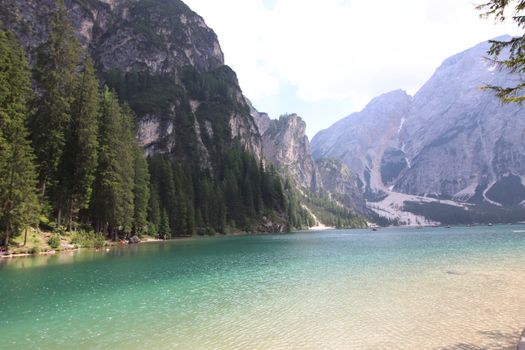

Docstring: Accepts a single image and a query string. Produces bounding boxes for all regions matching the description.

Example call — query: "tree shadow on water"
[439,330,519,350]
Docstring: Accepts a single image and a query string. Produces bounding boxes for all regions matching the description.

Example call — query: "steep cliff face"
[312,89,412,197]
[312,38,525,208]
[251,107,369,220]
[315,158,369,216]
[257,113,322,192]
[0,0,262,162]
[1,0,223,70]
[395,38,525,203]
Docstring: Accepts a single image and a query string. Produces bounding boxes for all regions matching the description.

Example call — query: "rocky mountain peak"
[312,88,412,196]
[1,0,262,165]
[253,111,322,192]
[2,0,225,74]
[312,37,525,214]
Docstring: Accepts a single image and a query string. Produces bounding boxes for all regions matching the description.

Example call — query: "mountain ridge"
[312,37,525,224]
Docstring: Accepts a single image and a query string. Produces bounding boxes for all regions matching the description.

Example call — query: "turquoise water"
[1,225,525,349]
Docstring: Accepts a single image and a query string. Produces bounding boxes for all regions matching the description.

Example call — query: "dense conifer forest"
[0,1,324,248]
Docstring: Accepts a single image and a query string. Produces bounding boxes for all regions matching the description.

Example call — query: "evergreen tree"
[117,105,136,234]
[133,145,150,235]
[148,183,161,233]
[478,0,525,102]
[0,30,40,247]
[90,88,135,239]
[159,209,171,239]
[30,0,81,197]
[57,56,99,230]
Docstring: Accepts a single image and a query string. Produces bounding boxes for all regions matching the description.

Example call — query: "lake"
[1,225,525,349]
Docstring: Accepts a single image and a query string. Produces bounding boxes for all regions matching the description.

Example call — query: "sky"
[183,0,521,138]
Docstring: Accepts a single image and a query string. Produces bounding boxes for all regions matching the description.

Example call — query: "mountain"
[1,0,262,162]
[252,111,322,193]
[250,106,369,224]
[1,0,314,234]
[312,38,525,224]
[312,89,412,198]
[315,158,369,217]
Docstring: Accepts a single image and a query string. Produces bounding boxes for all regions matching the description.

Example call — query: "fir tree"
[133,145,150,235]
[478,0,525,102]
[90,88,135,239]
[148,184,161,233]
[117,104,136,234]
[0,30,40,247]
[159,209,171,239]
[30,0,81,198]
[57,56,99,230]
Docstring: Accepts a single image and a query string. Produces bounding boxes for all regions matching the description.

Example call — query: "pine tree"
[224,167,241,226]
[133,145,150,235]
[30,0,81,198]
[117,104,136,234]
[478,0,525,102]
[57,56,99,230]
[147,184,161,233]
[0,30,40,247]
[90,88,135,239]
[159,209,171,239]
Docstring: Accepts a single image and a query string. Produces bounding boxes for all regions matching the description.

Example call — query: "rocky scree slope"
[312,38,525,209]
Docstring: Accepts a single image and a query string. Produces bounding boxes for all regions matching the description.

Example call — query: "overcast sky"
[183,0,520,138]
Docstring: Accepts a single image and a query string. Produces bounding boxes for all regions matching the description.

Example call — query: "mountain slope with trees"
[0,0,321,248]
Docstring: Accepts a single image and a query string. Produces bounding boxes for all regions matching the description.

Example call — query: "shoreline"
[0,236,165,260]
[0,228,297,260]
[3,222,516,260]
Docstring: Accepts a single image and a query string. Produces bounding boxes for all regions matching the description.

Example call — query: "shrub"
[71,230,106,249]
[29,246,40,255]
[38,215,53,231]
[48,234,61,249]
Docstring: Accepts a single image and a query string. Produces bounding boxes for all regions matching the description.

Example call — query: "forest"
[0,1,317,249]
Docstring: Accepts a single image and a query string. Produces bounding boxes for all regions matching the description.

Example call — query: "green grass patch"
[70,230,106,249]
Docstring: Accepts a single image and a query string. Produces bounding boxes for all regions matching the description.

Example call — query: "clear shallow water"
[1,225,525,350]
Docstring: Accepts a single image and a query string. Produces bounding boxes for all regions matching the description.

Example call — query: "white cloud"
[184,0,521,131]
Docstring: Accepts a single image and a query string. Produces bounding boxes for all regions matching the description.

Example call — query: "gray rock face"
[251,107,369,217]
[312,90,412,197]
[1,0,262,161]
[315,158,369,216]
[248,99,272,136]
[312,38,525,207]
[1,0,224,72]
[254,112,322,192]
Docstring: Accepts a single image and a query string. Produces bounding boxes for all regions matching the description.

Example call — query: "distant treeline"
[403,201,525,225]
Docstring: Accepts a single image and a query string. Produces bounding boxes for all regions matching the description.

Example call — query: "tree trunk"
[57,207,62,229]
[39,178,46,198]
[67,200,74,232]
[23,227,28,246]
[3,223,10,248]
